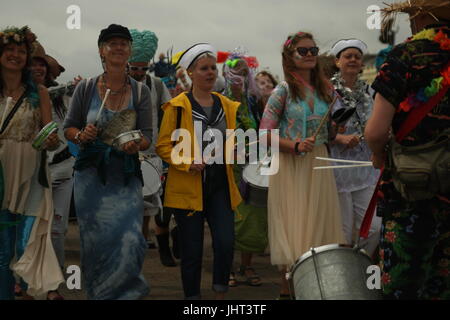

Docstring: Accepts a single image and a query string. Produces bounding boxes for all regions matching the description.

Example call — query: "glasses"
[129,66,150,71]
[296,47,319,57]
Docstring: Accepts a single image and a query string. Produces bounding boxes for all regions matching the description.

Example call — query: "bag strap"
[359,79,450,239]
[137,81,142,105]
[0,92,26,135]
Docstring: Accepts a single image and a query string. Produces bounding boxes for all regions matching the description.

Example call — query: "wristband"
[74,129,83,145]
[294,141,305,156]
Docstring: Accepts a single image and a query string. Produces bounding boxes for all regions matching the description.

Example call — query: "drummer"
[222,51,268,287]
[328,39,381,257]
[64,24,152,300]
[156,43,242,299]
[260,31,345,300]
[0,26,62,300]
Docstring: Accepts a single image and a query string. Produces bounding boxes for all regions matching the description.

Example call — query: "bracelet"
[74,129,83,145]
[294,141,305,156]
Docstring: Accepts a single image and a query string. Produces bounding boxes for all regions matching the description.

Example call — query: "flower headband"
[284,32,308,48]
[0,26,36,46]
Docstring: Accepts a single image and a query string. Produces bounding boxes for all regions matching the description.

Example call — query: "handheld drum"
[32,121,58,151]
[112,130,143,151]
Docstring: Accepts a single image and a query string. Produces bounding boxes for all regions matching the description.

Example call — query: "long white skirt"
[268,145,345,268]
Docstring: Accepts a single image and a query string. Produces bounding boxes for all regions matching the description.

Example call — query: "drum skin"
[141,158,162,197]
[32,121,58,150]
[288,244,382,300]
[113,130,142,150]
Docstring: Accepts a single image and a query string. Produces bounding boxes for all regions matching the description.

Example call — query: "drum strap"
[0,92,26,135]
[137,81,142,105]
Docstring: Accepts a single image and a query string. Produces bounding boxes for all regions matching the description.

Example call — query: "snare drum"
[32,121,58,150]
[141,157,162,199]
[287,244,382,300]
[113,130,143,150]
[242,163,269,208]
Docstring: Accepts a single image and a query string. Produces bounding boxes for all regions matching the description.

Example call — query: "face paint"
[293,51,303,60]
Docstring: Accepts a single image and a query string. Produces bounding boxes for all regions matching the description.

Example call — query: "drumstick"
[315,157,372,165]
[313,95,338,139]
[0,97,12,131]
[313,163,372,170]
[256,153,271,171]
[234,140,259,147]
[94,89,110,125]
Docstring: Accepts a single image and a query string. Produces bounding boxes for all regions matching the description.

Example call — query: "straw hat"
[45,54,65,79]
[31,41,47,61]
[382,0,450,21]
[31,41,65,80]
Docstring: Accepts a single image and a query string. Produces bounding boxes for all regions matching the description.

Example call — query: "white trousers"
[338,184,381,257]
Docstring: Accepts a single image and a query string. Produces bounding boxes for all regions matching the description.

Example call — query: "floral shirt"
[260,81,330,145]
[330,73,379,193]
[371,24,450,206]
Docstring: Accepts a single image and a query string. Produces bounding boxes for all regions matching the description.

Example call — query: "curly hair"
[0,26,39,107]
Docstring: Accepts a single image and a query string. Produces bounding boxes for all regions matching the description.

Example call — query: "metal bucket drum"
[242,163,269,207]
[113,130,143,150]
[32,121,58,150]
[287,244,382,300]
[141,157,162,199]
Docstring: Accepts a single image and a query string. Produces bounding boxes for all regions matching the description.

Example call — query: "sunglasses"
[129,66,150,71]
[296,47,319,57]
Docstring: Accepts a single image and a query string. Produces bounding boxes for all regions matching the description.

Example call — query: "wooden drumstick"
[94,89,110,125]
[312,95,338,139]
[0,97,12,131]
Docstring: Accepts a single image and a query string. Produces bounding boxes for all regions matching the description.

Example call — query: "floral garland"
[0,26,40,108]
[0,26,36,46]
[399,28,450,112]
[331,72,372,134]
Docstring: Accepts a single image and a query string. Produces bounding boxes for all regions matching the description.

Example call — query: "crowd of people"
[0,0,449,301]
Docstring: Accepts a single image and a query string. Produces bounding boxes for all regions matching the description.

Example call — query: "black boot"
[171,226,180,260]
[156,233,176,267]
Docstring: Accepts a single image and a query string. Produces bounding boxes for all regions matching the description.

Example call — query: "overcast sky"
[1,0,412,83]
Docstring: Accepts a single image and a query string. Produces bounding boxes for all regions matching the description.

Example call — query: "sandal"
[47,290,64,300]
[228,272,238,287]
[239,266,262,287]
[14,284,23,297]
[276,294,292,300]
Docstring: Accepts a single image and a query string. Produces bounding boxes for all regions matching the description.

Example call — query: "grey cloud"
[1,0,411,83]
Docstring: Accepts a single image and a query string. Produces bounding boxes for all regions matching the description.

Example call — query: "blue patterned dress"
[74,89,149,300]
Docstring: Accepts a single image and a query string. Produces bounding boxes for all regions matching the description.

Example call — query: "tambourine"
[32,121,58,150]
[112,130,143,151]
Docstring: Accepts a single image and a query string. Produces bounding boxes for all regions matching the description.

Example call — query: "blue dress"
[74,89,149,300]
